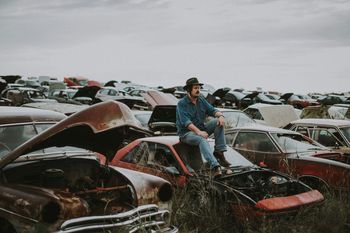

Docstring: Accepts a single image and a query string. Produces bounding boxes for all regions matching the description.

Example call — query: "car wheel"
[299,176,331,195]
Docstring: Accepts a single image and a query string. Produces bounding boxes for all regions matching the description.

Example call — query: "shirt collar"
[184,94,200,105]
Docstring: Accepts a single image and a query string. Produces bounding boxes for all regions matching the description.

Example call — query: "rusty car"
[0,106,66,156]
[1,87,57,106]
[0,101,177,233]
[243,103,299,128]
[279,93,319,109]
[285,118,350,161]
[224,125,350,192]
[94,86,149,110]
[111,136,324,221]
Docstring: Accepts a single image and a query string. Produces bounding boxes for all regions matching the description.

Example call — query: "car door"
[232,131,282,170]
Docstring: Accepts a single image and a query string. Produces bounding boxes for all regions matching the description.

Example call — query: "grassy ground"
[170,188,350,233]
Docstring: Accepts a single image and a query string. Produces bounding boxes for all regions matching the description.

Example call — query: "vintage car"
[285,118,350,160]
[111,136,324,221]
[300,105,348,120]
[63,76,102,88]
[220,90,246,109]
[243,103,299,128]
[0,106,66,156]
[95,87,149,110]
[224,125,350,192]
[240,92,283,109]
[318,94,350,105]
[1,87,57,106]
[0,101,177,233]
[279,93,319,109]
[48,86,100,105]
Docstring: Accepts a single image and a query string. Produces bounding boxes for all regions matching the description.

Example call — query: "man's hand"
[197,130,209,139]
[217,115,225,126]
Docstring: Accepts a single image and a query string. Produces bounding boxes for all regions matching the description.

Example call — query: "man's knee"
[198,137,209,146]
[181,133,203,146]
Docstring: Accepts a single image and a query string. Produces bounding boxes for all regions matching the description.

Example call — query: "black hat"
[183,77,203,91]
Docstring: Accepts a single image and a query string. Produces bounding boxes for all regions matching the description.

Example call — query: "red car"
[112,136,324,221]
[224,124,350,193]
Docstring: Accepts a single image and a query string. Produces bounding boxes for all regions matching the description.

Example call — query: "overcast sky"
[1,0,350,93]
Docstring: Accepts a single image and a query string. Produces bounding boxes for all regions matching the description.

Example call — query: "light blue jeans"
[180,119,227,169]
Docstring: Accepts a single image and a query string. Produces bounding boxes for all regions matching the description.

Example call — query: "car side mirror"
[164,166,180,175]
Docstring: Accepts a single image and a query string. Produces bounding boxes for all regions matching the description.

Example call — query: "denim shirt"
[176,95,219,136]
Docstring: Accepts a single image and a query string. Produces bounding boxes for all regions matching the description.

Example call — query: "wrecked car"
[0,106,66,156]
[49,86,100,105]
[285,118,350,160]
[225,125,350,192]
[1,87,57,106]
[300,104,349,120]
[279,93,319,109]
[111,136,324,221]
[240,92,283,109]
[95,87,149,110]
[0,101,177,233]
[243,103,299,128]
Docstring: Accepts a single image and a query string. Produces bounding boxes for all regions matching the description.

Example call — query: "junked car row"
[1,77,350,232]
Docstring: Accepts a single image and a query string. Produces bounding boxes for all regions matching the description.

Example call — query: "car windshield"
[67,90,78,99]
[222,111,255,128]
[0,123,55,158]
[271,133,325,153]
[258,93,275,101]
[134,113,152,127]
[340,127,350,143]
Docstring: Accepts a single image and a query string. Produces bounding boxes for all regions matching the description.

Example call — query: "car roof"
[291,118,350,127]
[244,103,274,109]
[0,106,66,125]
[216,108,242,113]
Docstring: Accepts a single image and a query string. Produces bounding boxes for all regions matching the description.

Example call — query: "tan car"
[285,118,350,162]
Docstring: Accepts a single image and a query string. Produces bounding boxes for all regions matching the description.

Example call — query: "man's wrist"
[216,114,224,118]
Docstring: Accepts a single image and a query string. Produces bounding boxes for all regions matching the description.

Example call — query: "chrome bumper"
[54,204,178,233]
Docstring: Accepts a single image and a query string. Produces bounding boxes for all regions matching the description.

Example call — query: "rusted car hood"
[212,87,231,99]
[242,91,259,100]
[142,90,178,108]
[148,105,177,125]
[72,86,101,99]
[0,101,151,169]
[279,92,294,101]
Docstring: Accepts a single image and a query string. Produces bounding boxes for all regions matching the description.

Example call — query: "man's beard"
[190,91,200,99]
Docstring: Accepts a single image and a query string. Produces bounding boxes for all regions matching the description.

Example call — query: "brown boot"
[211,166,222,178]
[214,151,231,168]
